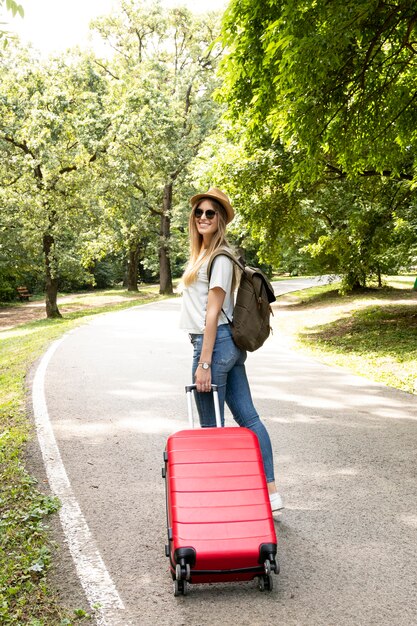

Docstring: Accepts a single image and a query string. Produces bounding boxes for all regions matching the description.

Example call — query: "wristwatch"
[199,362,211,370]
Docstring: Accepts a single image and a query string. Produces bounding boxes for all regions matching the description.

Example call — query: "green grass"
[0,287,172,625]
[276,277,417,394]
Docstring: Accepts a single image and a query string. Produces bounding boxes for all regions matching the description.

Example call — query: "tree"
[93,0,223,294]
[297,178,416,291]
[191,120,306,261]
[213,0,417,289]
[194,118,417,290]
[0,47,110,316]
[0,0,23,25]
[93,155,158,292]
[0,0,23,46]
[221,0,417,185]
[0,0,23,16]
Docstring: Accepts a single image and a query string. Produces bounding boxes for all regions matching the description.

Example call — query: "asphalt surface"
[35,278,417,626]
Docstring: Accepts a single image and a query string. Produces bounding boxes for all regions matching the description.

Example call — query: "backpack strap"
[206,248,243,326]
[207,248,245,281]
[208,249,276,305]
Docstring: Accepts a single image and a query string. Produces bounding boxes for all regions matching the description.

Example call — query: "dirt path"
[0,292,142,331]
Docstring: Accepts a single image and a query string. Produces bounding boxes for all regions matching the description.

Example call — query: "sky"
[3,0,228,55]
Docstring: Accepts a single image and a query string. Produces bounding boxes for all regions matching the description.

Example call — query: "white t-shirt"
[179,255,234,333]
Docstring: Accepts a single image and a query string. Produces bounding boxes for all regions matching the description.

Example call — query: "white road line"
[32,337,129,626]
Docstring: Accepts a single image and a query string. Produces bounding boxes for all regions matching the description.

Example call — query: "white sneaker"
[269,492,284,512]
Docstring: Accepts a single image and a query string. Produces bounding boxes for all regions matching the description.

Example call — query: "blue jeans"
[190,324,275,483]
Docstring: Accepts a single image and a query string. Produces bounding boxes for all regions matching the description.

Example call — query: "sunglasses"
[194,207,217,220]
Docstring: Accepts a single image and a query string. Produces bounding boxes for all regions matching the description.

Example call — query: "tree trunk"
[345,271,362,292]
[127,244,140,292]
[159,183,173,295]
[43,233,62,318]
[377,264,382,288]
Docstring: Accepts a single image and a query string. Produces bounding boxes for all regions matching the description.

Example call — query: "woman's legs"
[225,359,275,484]
[191,325,276,486]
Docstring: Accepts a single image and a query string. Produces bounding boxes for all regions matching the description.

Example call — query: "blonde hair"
[182,199,236,288]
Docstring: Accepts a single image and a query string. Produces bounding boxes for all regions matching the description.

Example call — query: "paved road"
[34,279,417,626]
[272,274,338,295]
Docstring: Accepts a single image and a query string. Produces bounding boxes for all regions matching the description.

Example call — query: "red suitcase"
[163,384,279,596]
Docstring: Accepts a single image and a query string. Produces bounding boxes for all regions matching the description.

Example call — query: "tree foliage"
[92,0,223,294]
[195,116,417,290]
[0,0,24,46]
[214,0,417,289]
[0,1,223,308]
[0,46,111,314]
[221,0,417,184]
[299,178,416,291]
[1,0,416,308]
[0,0,23,17]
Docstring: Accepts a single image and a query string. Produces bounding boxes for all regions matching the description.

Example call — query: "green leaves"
[3,0,23,18]
[221,0,417,184]
[214,0,417,286]
[91,2,222,290]
[0,46,114,300]
[0,461,61,623]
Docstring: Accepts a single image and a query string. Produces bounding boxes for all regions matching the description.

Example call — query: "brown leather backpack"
[207,249,276,352]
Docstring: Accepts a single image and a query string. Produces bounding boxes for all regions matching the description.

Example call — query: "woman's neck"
[202,234,213,248]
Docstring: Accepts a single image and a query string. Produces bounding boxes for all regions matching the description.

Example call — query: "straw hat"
[190,187,234,224]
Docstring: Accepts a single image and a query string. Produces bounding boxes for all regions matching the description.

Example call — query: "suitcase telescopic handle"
[185,384,222,429]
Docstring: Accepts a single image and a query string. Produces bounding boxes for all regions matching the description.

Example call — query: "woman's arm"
[194,286,225,392]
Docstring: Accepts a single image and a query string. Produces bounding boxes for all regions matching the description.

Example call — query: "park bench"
[16,286,32,301]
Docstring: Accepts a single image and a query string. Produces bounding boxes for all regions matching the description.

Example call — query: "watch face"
[202,362,209,370]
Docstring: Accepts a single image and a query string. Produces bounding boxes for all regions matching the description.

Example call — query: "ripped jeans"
[190,323,275,483]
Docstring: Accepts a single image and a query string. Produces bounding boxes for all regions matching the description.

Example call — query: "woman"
[179,187,283,511]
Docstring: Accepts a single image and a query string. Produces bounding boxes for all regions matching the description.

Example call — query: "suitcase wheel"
[264,556,279,575]
[258,574,273,592]
[174,579,188,596]
[176,562,191,581]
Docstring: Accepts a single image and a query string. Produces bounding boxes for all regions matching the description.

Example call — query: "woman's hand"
[195,365,212,392]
